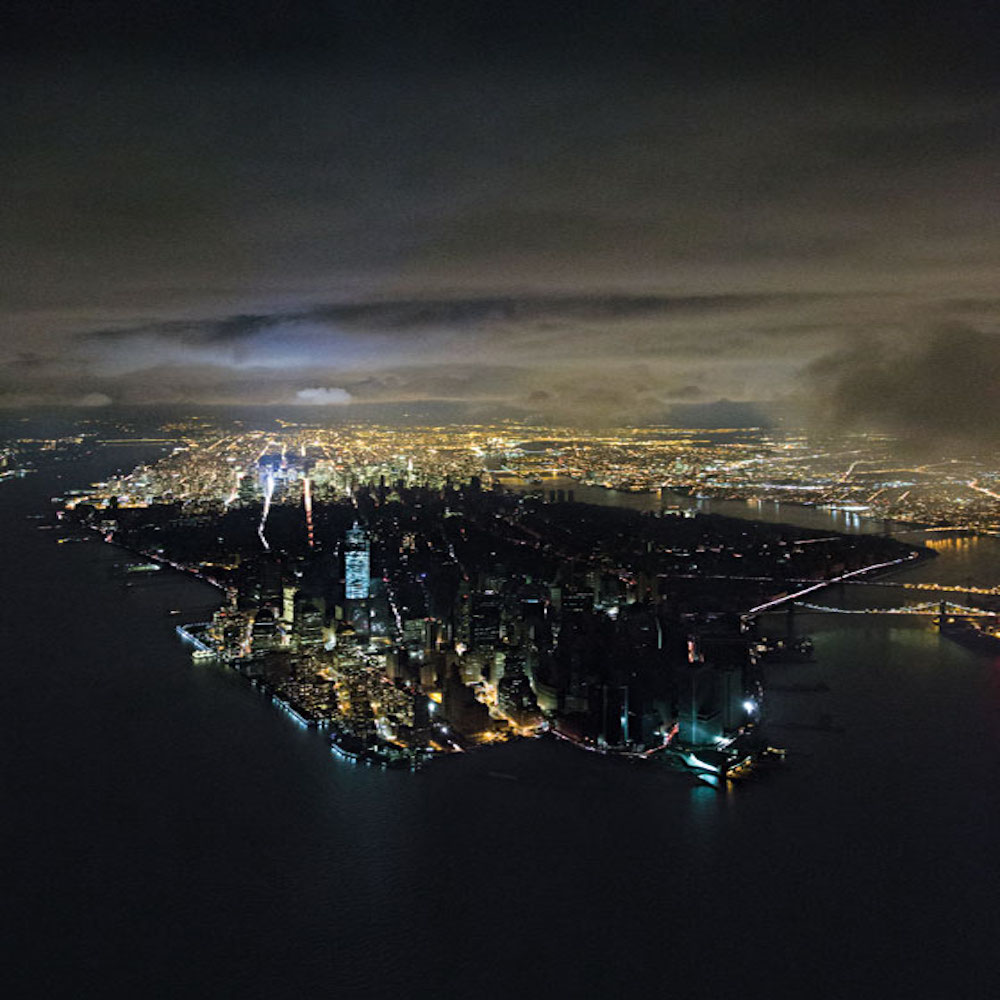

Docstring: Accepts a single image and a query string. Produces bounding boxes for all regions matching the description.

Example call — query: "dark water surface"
[4,453,999,998]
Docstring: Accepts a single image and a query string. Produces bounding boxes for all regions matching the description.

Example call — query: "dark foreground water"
[3,453,1000,999]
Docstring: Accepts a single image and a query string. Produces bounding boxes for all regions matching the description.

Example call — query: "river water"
[3,453,999,998]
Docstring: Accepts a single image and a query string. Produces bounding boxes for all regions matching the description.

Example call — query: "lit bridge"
[792,601,997,617]
[742,552,1000,619]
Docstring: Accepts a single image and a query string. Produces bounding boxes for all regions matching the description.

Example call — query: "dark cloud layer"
[4,2,998,84]
[84,293,811,344]
[804,327,1000,455]
[2,2,1000,440]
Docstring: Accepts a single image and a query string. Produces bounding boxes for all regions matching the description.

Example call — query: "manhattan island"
[58,421,931,784]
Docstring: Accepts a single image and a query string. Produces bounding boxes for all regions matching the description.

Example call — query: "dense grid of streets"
[55,418,1000,534]
[6,413,997,778]
[30,414,995,781]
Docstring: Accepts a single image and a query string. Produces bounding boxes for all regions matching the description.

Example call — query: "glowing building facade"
[344,523,371,600]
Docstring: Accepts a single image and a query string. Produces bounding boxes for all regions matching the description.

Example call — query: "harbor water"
[3,453,999,998]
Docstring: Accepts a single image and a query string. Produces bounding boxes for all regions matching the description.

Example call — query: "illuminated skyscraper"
[469,591,503,649]
[344,522,370,600]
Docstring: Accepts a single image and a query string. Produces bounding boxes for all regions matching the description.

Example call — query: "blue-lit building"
[344,523,370,600]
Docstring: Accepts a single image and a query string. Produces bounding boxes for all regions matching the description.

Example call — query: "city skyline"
[4,6,999,996]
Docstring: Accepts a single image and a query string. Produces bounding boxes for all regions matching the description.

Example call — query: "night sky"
[3,2,998,445]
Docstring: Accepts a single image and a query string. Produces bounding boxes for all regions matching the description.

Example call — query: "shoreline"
[52,471,939,785]
[495,473,991,537]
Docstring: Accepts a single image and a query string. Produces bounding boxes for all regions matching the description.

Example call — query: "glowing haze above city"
[2,2,999,456]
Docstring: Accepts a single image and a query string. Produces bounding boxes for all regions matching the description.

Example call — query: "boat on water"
[671,738,786,785]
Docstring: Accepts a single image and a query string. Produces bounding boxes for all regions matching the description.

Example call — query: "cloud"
[84,293,807,345]
[802,325,1000,455]
[293,387,352,405]
[72,291,852,385]
[3,4,999,423]
[77,392,113,407]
